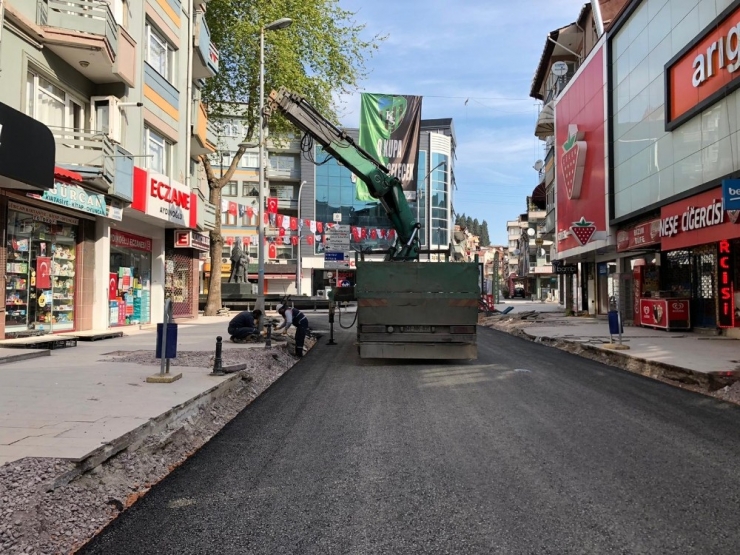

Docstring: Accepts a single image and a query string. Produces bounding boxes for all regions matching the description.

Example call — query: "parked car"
[512,286,526,298]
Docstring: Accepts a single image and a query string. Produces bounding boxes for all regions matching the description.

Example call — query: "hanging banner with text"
[358,93,422,202]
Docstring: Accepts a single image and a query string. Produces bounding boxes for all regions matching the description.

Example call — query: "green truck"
[266,88,479,360]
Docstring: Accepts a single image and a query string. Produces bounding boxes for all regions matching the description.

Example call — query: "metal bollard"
[265,323,272,349]
[211,336,224,376]
[327,303,337,346]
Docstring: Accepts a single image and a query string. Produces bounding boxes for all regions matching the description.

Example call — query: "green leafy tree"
[199,0,384,315]
[471,218,480,237]
[480,220,490,247]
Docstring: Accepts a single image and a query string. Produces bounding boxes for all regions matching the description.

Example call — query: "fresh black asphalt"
[80,326,740,554]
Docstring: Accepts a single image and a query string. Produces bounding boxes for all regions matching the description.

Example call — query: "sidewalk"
[482,305,740,390]
[0,316,287,466]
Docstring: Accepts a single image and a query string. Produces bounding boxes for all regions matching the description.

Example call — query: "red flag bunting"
[268,243,277,259]
[267,197,278,214]
[276,214,284,228]
[306,235,315,245]
[291,236,298,246]
[228,201,237,216]
[279,227,286,237]
[290,217,298,230]
[246,206,254,219]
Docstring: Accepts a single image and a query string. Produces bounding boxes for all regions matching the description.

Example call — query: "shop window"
[109,231,152,326]
[5,208,79,334]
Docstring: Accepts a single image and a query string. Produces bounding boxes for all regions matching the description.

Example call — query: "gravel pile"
[0,342,306,555]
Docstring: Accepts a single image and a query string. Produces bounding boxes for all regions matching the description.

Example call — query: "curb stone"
[488,323,740,392]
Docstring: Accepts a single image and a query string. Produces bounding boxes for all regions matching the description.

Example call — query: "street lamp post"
[295,180,307,296]
[257,17,293,319]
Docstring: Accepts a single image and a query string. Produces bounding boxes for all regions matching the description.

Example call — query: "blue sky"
[336,0,585,245]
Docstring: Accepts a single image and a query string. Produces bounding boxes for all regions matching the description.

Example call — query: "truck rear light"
[450,326,475,334]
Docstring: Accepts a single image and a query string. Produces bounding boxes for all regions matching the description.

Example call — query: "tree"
[479,220,490,247]
[199,0,384,315]
[471,218,480,237]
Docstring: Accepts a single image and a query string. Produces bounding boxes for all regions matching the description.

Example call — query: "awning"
[0,101,55,191]
[535,102,554,139]
[54,166,83,182]
[531,182,546,209]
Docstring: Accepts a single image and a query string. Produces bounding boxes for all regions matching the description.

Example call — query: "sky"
[335,0,585,245]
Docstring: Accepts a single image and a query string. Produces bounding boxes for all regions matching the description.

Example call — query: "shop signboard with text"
[28,180,123,221]
[617,219,661,252]
[554,43,607,254]
[174,230,210,252]
[659,187,740,250]
[111,230,152,252]
[132,167,197,228]
[665,2,740,130]
[718,240,736,328]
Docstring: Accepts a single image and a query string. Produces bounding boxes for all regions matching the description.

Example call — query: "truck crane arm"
[265,87,420,261]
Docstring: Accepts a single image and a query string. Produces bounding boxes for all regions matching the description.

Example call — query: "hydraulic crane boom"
[265,87,421,260]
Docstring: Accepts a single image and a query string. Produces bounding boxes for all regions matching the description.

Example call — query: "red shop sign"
[111,230,152,252]
[718,240,736,328]
[617,219,661,252]
[659,187,740,250]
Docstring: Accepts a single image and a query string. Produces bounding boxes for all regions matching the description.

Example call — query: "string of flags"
[220,197,396,252]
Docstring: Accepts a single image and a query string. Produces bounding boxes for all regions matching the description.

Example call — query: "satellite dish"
[513,249,521,256]
[527,228,536,238]
[533,160,544,172]
[552,61,568,76]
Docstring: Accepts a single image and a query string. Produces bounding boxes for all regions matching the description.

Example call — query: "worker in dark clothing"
[228,309,262,343]
[276,304,309,357]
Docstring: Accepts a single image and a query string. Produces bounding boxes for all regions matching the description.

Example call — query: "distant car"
[512,287,526,298]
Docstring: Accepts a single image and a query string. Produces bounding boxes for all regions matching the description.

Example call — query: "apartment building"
[0,0,218,338]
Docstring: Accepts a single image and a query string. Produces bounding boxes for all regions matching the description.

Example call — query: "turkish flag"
[388,230,396,241]
[267,197,278,214]
[246,206,254,219]
[317,222,323,233]
[291,236,298,246]
[36,257,51,289]
[228,201,237,216]
[225,236,234,246]
[109,272,118,300]
[290,217,298,230]
[268,243,277,259]
[378,228,385,239]
[306,235,315,245]
[276,214,284,228]
[360,228,367,239]
[279,227,286,237]
[304,219,311,228]
[370,229,378,239]
[264,213,269,225]
[351,226,361,241]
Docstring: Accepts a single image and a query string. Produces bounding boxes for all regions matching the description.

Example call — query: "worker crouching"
[276,304,309,357]
[228,309,262,343]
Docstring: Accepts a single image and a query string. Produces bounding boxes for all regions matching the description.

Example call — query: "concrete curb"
[0,350,51,365]
[47,372,246,491]
[490,324,739,391]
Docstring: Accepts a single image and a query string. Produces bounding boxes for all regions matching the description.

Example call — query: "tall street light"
[257,17,293,318]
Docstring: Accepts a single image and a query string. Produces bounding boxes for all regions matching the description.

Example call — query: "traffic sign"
[324,252,345,261]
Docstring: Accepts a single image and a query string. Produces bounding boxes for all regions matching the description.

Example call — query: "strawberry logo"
[561,124,587,199]
[570,217,596,245]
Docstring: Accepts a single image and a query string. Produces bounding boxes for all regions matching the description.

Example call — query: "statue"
[228,244,249,283]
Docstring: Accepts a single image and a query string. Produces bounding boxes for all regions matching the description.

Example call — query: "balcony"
[191,101,215,157]
[266,166,300,180]
[37,0,136,88]
[196,189,217,231]
[193,10,219,79]
[51,127,131,200]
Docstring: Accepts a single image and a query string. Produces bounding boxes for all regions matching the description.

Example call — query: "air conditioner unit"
[316,289,326,298]
[221,258,229,264]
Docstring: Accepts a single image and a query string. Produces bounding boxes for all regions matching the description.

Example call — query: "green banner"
[357,93,422,202]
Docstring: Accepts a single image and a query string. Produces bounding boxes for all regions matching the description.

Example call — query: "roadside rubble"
[480,311,740,406]
[0,339,311,555]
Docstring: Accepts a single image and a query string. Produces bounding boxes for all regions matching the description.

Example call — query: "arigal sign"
[666,2,740,130]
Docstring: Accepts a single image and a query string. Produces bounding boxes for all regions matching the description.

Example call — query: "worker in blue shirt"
[228,309,262,343]
[276,304,309,357]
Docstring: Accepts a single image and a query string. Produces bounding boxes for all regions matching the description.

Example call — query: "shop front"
[5,200,80,335]
[128,167,200,321]
[616,217,662,325]
[109,230,152,327]
[656,187,740,332]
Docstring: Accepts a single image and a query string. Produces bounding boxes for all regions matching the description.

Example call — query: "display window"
[109,230,152,327]
[5,204,79,334]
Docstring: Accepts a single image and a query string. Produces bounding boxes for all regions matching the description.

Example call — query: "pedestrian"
[228,309,262,343]
[276,304,309,357]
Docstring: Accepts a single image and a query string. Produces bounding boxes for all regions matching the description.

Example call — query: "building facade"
[608,0,740,335]
[0,0,217,338]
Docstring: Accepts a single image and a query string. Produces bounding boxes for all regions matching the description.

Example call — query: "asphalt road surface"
[80,326,740,554]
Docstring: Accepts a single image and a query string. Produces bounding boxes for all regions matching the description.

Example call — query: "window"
[26,70,85,131]
[145,127,171,175]
[223,181,238,197]
[241,152,259,168]
[221,212,237,226]
[268,154,297,171]
[146,22,175,82]
[220,151,233,168]
[243,182,259,197]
